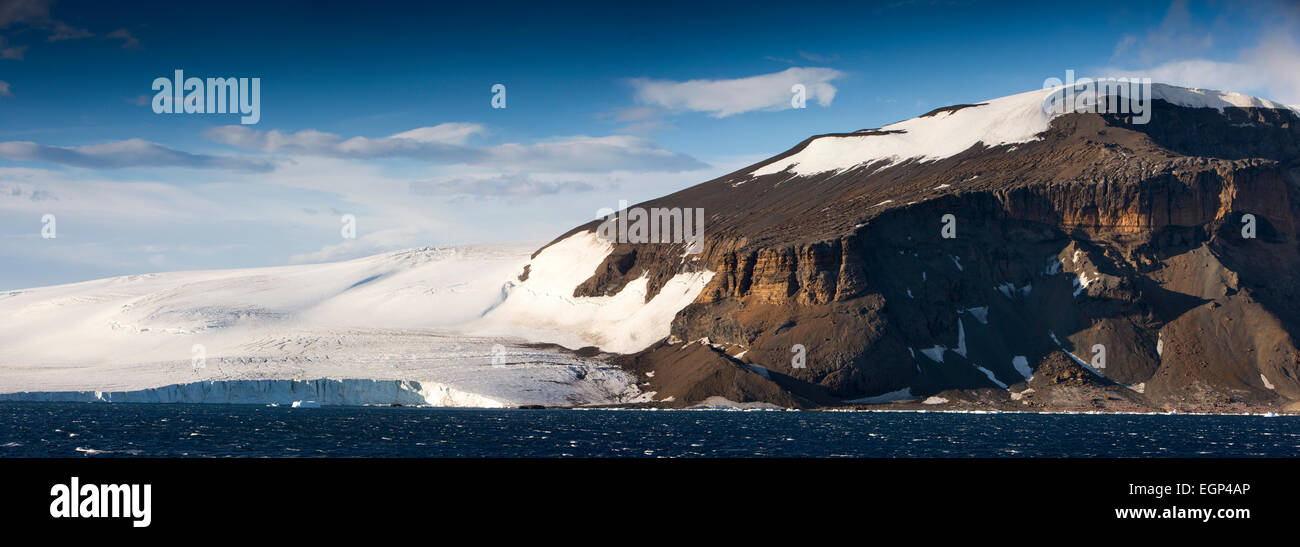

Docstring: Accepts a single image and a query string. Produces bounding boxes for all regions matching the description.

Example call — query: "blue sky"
[1,0,1298,289]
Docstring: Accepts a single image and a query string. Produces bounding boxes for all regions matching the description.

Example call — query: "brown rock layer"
[542,99,1300,411]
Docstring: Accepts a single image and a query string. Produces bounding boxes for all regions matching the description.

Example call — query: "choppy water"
[2,403,1298,457]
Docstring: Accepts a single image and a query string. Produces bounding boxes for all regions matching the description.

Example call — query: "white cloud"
[0,138,275,171]
[1103,31,1300,105]
[387,123,485,145]
[0,80,11,98]
[1101,1,1300,105]
[204,123,485,162]
[0,149,754,287]
[0,168,242,223]
[206,124,707,172]
[628,67,845,118]
[273,153,743,264]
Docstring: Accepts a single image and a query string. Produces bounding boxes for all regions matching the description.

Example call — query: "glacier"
[0,242,698,407]
[0,378,505,407]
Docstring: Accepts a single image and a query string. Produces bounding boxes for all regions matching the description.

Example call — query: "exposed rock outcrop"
[538,86,1300,411]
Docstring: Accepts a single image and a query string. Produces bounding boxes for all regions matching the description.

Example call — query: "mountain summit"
[507,83,1300,412]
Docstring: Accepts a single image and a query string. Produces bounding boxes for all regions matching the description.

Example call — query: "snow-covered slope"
[0,242,700,406]
[1151,83,1292,111]
[476,231,714,354]
[750,83,1293,178]
[752,86,1054,177]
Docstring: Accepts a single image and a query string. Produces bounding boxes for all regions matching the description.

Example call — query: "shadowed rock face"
[543,96,1300,411]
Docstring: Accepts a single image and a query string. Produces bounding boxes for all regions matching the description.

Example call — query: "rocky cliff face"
[541,85,1300,411]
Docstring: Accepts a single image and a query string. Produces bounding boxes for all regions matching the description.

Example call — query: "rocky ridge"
[531,85,1300,412]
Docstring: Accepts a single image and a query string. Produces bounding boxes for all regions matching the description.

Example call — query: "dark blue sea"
[2,403,1298,457]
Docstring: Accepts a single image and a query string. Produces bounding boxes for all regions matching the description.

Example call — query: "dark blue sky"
[1,0,1297,288]
[4,0,1271,152]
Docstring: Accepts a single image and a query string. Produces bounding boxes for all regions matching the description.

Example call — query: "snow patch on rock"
[920,319,967,362]
[746,84,1292,179]
[479,231,715,354]
[750,87,1057,177]
[844,387,916,404]
[975,364,1007,389]
[1152,83,1292,111]
[1012,355,1032,380]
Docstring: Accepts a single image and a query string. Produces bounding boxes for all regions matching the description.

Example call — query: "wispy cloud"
[594,106,679,136]
[409,173,594,199]
[0,138,275,171]
[0,36,26,59]
[0,80,11,99]
[0,0,90,40]
[1101,0,1300,104]
[206,124,707,172]
[797,50,840,63]
[0,149,748,282]
[606,106,660,123]
[627,67,845,118]
[204,123,486,161]
[45,19,90,41]
[0,0,55,28]
[105,28,139,48]
[0,168,238,222]
[487,135,705,172]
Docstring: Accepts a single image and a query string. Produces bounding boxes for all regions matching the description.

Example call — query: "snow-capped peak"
[1150,83,1291,111]
[749,83,1293,179]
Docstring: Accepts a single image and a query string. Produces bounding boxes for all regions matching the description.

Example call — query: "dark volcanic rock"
[611,339,807,408]
[539,87,1300,412]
